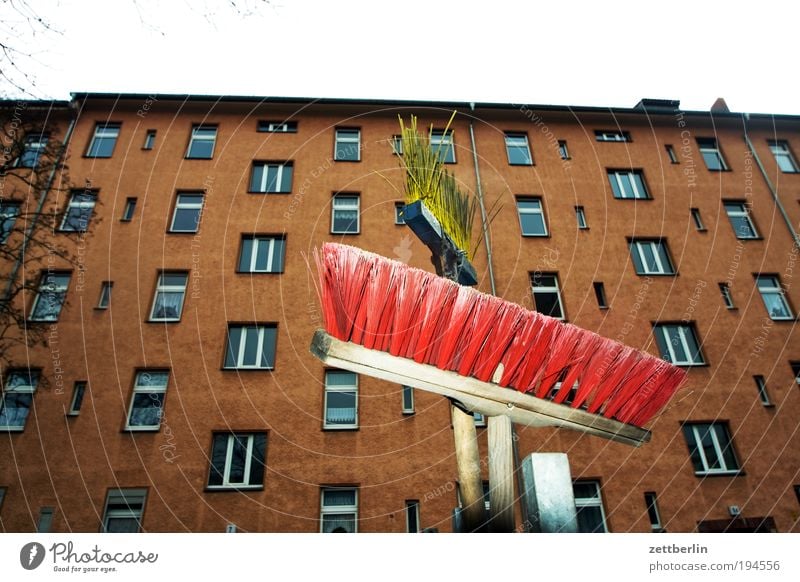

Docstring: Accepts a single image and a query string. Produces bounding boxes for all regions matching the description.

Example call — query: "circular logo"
[20,542,46,570]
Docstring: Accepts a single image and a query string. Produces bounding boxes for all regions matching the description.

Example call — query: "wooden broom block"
[311,329,650,447]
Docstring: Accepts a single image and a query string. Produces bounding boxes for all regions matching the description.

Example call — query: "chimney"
[710,98,730,113]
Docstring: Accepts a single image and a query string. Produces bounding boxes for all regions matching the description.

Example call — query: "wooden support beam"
[488,415,515,532]
[310,329,651,447]
[451,406,488,531]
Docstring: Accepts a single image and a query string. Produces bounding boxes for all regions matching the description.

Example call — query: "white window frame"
[697,138,728,170]
[334,128,361,161]
[575,206,587,229]
[754,375,771,406]
[121,197,137,221]
[690,208,705,231]
[724,202,759,239]
[595,130,630,142]
[405,500,420,533]
[768,140,799,173]
[186,125,217,159]
[573,480,608,533]
[170,193,204,233]
[149,272,188,322]
[608,170,648,199]
[324,370,358,429]
[531,274,565,320]
[631,240,674,275]
[644,492,662,531]
[87,124,120,158]
[516,198,548,236]
[558,140,570,160]
[401,385,415,414]
[684,423,739,475]
[239,236,284,273]
[756,275,794,320]
[250,162,293,193]
[125,370,169,430]
[207,433,264,489]
[320,488,358,533]
[654,324,705,366]
[60,191,96,231]
[331,194,360,234]
[259,121,297,133]
[102,489,146,533]
[97,281,112,309]
[68,381,86,416]
[719,283,734,309]
[29,272,70,322]
[504,133,532,165]
[143,130,156,150]
[17,133,49,167]
[0,370,38,431]
[224,325,277,369]
[430,130,455,163]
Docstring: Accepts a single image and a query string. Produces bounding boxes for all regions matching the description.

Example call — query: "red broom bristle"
[316,243,687,428]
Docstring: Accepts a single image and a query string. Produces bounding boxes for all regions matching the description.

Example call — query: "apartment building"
[0,93,798,533]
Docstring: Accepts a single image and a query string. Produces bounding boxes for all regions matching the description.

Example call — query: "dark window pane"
[172,208,200,232]
[224,327,241,368]
[575,506,605,533]
[242,327,260,366]
[260,327,276,368]
[239,239,254,271]
[248,433,267,486]
[128,393,163,427]
[272,239,285,272]
[208,435,227,486]
[326,391,356,424]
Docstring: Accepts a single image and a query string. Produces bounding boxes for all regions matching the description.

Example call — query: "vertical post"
[520,453,578,533]
[488,415,515,532]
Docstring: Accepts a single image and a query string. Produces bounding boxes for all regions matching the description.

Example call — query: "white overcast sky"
[3,0,799,114]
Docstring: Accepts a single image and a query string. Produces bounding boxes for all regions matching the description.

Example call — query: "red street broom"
[311,243,686,446]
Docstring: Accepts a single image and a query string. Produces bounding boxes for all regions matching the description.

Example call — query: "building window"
[629,239,675,275]
[126,370,169,430]
[665,144,679,164]
[575,206,587,229]
[170,193,204,233]
[224,324,278,369]
[0,202,20,244]
[505,132,533,165]
[0,487,5,511]
[186,125,217,159]
[755,275,794,320]
[653,323,705,366]
[334,128,360,161]
[320,488,358,533]
[682,422,739,475]
[595,130,631,142]
[644,492,663,531]
[331,194,360,234]
[37,507,54,533]
[18,133,49,167]
[86,123,120,158]
[149,272,188,322]
[29,272,70,321]
[68,382,86,416]
[97,281,112,309]
[723,202,758,239]
[60,190,97,231]
[697,137,728,171]
[121,197,137,221]
[402,385,415,414]
[531,273,565,320]
[324,370,358,429]
[249,162,293,193]
[430,129,455,163]
[391,135,403,155]
[690,208,705,231]
[593,282,608,309]
[394,202,406,225]
[238,236,285,273]
[0,370,39,431]
[719,283,734,309]
[207,433,267,490]
[791,362,800,385]
[607,169,650,199]
[573,481,608,533]
[143,130,156,150]
[795,485,800,506]
[516,197,547,236]
[558,140,570,160]
[753,375,772,406]
[257,120,297,133]
[473,411,486,427]
[102,489,146,533]
[406,500,420,533]
[768,140,798,173]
